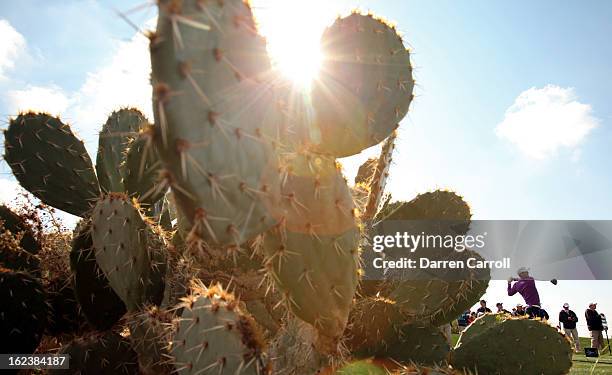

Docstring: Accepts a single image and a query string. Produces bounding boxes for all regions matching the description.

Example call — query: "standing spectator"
[507,267,544,319]
[585,302,604,351]
[496,302,510,314]
[476,300,492,316]
[559,303,580,353]
[514,304,527,316]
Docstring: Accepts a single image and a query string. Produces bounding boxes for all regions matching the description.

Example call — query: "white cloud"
[0,19,26,79]
[70,28,153,146]
[4,25,153,156]
[495,85,598,159]
[6,84,70,115]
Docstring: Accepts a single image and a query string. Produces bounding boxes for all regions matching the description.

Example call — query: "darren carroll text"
[373,257,511,270]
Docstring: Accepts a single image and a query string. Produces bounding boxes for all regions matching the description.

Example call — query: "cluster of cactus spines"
[70,219,127,330]
[263,153,359,352]
[52,332,140,375]
[91,193,166,310]
[0,267,49,355]
[96,108,148,193]
[4,112,101,217]
[312,14,413,157]
[171,281,268,375]
[452,314,573,375]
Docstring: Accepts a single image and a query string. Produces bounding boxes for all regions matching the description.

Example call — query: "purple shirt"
[508,277,541,306]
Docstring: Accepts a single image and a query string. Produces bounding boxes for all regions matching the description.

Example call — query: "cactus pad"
[123,127,165,204]
[263,154,359,352]
[0,267,48,354]
[4,112,100,217]
[91,193,166,310]
[151,0,284,247]
[70,219,126,330]
[312,14,413,156]
[53,332,139,375]
[452,314,573,375]
[96,108,147,193]
[171,282,268,375]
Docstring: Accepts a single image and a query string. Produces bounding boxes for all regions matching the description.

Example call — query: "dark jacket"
[585,309,604,331]
[559,309,578,329]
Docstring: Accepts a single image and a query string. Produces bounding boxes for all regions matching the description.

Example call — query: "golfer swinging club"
[508,267,545,319]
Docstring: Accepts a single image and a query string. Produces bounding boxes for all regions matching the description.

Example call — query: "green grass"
[451,334,612,374]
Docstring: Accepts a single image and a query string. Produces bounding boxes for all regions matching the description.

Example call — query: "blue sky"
[1,1,611,335]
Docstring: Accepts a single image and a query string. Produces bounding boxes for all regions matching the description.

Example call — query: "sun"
[254,0,338,88]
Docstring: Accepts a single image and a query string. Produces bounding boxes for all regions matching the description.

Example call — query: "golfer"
[559,303,580,353]
[586,303,604,350]
[507,267,544,319]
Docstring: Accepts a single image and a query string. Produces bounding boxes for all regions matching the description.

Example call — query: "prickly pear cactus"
[0,267,48,355]
[150,0,285,247]
[96,108,148,193]
[452,314,573,375]
[263,153,359,352]
[91,193,166,310]
[70,219,126,330]
[52,332,139,375]
[312,14,413,156]
[4,113,100,217]
[171,281,268,375]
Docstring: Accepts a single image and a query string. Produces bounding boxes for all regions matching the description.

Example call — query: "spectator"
[469,311,477,324]
[585,302,604,351]
[457,310,471,331]
[496,302,510,314]
[476,300,492,316]
[507,267,545,319]
[540,307,550,321]
[514,304,527,316]
[559,303,580,353]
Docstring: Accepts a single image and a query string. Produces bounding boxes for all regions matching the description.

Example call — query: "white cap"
[517,267,530,275]
[563,303,569,308]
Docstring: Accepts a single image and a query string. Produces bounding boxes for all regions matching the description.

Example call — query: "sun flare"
[254,0,340,87]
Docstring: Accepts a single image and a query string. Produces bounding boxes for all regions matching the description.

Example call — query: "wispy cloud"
[495,85,598,159]
[6,84,70,115]
[0,19,26,80]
